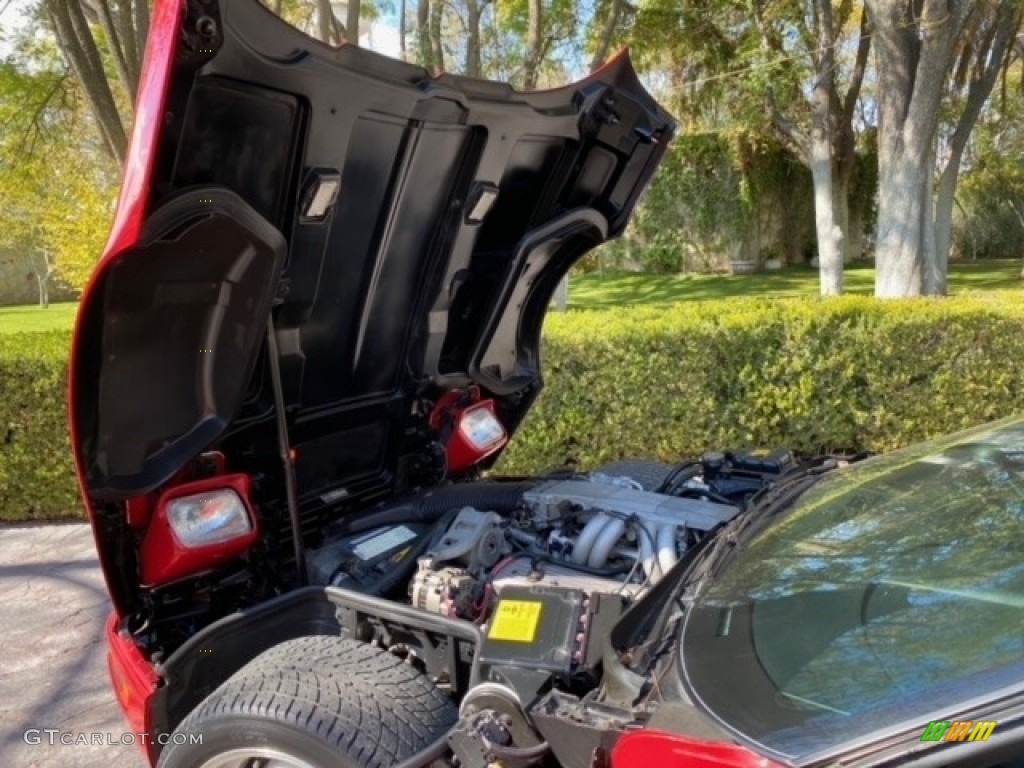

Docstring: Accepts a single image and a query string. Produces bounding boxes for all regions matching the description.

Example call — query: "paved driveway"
[0,523,142,768]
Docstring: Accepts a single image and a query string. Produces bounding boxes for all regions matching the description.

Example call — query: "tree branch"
[46,0,126,160]
[946,2,1020,160]
[133,0,149,61]
[116,0,140,92]
[765,90,809,165]
[842,7,871,125]
[93,0,135,106]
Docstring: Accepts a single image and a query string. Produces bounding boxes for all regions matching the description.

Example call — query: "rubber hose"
[334,481,536,536]
[573,514,611,565]
[657,523,678,577]
[390,729,452,768]
[588,516,627,569]
[531,555,631,577]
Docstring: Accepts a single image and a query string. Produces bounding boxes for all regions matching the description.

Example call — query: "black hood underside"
[73,0,675,512]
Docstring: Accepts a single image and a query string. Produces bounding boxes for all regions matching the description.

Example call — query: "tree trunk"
[316,0,346,44]
[874,152,928,296]
[834,169,853,263]
[317,0,332,42]
[417,0,433,72]
[133,0,149,57]
[346,0,361,45]
[552,275,569,311]
[810,136,842,295]
[34,253,52,309]
[399,0,407,60]
[931,149,960,296]
[94,0,135,106]
[866,0,971,297]
[115,0,140,94]
[589,0,623,72]
[430,0,445,73]
[36,272,49,309]
[930,1,1019,294]
[47,0,127,161]
[810,0,842,296]
[523,0,543,89]
[465,0,482,77]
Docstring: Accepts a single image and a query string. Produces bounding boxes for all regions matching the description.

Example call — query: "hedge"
[497,294,1024,472]
[4,295,1024,521]
[0,331,79,521]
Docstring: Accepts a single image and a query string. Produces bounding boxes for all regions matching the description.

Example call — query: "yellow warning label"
[488,600,543,643]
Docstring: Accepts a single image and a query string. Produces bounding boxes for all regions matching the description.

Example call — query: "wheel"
[157,635,458,768]
[592,459,674,491]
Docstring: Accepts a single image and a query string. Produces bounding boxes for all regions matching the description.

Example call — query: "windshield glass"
[681,415,1024,760]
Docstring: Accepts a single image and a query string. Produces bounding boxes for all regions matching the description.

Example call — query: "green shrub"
[0,330,79,520]
[498,294,1024,473]
[5,295,1024,520]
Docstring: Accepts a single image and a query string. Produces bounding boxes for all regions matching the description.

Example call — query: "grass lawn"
[0,261,1021,334]
[568,259,1024,309]
[0,302,79,335]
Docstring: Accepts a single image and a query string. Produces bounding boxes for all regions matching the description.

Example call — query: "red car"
[70,2,1024,768]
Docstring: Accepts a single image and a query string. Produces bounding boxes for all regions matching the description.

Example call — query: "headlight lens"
[458,406,506,450]
[166,489,252,548]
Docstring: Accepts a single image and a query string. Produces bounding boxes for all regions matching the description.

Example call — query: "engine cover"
[523,480,738,531]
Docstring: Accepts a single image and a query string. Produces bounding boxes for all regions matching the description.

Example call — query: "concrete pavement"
[0,523,143,768]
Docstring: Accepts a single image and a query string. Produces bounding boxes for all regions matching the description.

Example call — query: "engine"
[300,452,791,768]
[306,451,791,624]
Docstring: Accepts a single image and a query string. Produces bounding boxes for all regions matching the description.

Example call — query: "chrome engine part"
[489,556,645,598]
[523,478,737,531]
[522,478,738,585]
[404,475,742,617]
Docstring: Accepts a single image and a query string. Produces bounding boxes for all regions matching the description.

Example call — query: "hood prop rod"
[266,313,306,585]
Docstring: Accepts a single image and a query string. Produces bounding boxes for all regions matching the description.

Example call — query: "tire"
[157,635,458,768]
[592,459,674,491]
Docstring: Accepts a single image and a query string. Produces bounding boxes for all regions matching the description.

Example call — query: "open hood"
[70,0,674,608]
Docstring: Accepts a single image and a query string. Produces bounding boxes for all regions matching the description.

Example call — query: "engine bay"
[131,449,799,767]
[288,452,794,767]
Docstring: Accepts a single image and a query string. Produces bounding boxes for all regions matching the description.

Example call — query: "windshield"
[681,415,1024,760]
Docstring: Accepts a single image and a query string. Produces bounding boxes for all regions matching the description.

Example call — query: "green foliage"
[612,132,815,272]
[952,89,1024,260]
[7,296,1024,519]
[497,295,1024,472]
[0,55,116,297]
[0,331,79,520]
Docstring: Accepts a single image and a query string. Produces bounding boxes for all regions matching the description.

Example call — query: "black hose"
[334,481,536,536]
[657,461,701,494]
[390,729,452,768]
[530,554,631,577]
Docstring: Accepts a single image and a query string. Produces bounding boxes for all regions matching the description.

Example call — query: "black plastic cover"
[78,188,286,499]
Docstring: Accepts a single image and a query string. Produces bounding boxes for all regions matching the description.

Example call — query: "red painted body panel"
[105,612,161,761]
[68,0,185,540]
[138,473,259,586]
[69,1,183,758]
[429,389,509,474]
[611,731,784,768]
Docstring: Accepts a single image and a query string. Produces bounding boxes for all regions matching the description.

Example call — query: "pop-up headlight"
[167,489,252,548]
[138,474,259,586]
